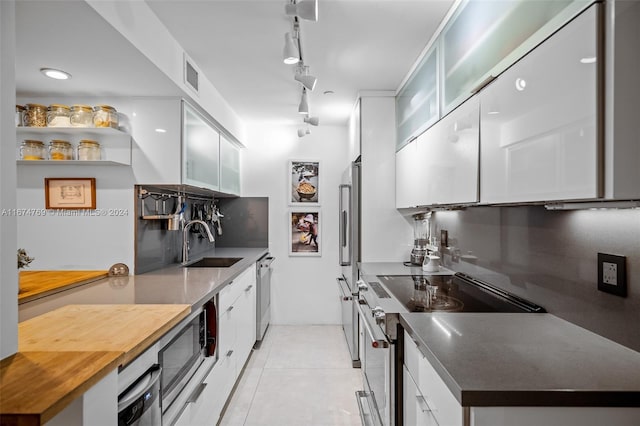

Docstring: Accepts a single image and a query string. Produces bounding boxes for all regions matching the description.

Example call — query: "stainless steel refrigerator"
[337,157,361,368]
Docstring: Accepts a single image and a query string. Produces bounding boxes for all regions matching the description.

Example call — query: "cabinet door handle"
[416,395,431,413]
[226,350,234,357]
[186,382,207,404]
[226,305,234,312]
[245,284,253,292]
[470,75,496,94]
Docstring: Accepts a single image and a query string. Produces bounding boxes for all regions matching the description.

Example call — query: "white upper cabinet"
[183,102,220,191]
[417,95,479,206]
[441,0,591,115]
[396,95,479,209]
[480,4,600,204]
[396,45,439,151]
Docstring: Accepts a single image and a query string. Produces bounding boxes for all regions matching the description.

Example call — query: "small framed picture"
[289,160,319,205]
[45,178,96,210]
[289,209,321,256]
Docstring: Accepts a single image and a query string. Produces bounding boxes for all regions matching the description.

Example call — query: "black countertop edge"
[460,390,640,407]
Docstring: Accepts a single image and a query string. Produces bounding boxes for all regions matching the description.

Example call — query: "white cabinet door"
[234,279,256,373]
[183,102,220,191]
[189,355,235,426]
[219,134,240,196]
[395,140,422,209]
[403,366,438,426]
[416,95,479,206]
[480,4,600,204]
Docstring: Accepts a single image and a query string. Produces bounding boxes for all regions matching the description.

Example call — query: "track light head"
[283,32,299,64]
[294,66,317,91]
[298,89,309,115]
[303,116,319,126]
[297,128,307,137]
[285,0,318,22]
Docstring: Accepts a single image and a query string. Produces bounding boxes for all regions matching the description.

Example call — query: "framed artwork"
[289,209,321,256]
[289,160,319,205]
[45,178,96,210]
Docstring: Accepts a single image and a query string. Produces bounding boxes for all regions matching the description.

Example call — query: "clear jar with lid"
[77,139,101,161]
[47,104,71,127]
[48,140,74,160]
[24,104,47,127]
[20,140,47,160]
[69,104,93,127]
[16,105,25,127]
[93,105,118,129]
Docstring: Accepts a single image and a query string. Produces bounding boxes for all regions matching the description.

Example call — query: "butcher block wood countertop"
[1,304,191,425]
[18,270,109,304]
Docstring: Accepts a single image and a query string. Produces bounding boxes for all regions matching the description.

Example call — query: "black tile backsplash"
[433,205,640,351]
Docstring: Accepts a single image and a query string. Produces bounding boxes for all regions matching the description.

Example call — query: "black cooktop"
[376,273,545,313]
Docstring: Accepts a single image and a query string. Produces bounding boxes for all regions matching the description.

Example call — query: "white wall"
[242,124,349,325]
[0,0,18,359]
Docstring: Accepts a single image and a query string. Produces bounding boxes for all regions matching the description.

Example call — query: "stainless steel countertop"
[56,247,269,312]
[401,313,640,407]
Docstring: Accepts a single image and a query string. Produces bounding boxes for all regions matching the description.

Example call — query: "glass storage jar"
[77,139,101,161]
[24,104,47,127]
[48,140,74,160]
[93,105,118,128]
[47,104,71,127]
[70,104,93,127]
[20,140,46,160]
[15,105,25,127]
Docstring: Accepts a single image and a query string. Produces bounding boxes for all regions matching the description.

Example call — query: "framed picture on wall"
[288,160,319,205]
[44,177,96,210]
[289,209,321,256]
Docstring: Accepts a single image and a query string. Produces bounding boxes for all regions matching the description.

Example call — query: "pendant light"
[285,0,318,22]
[298,88,309,115]
[283,32,299,65]
[295,65,317,91]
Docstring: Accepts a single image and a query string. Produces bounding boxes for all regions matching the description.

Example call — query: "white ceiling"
[16,0,455,127]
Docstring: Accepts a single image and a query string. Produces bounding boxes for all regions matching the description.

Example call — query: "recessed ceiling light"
[323,90,334,95]
[515,77,526,91]
[40,68,71,80]
[487,111,500,115]
[580,57,597,64]
[155,128,167,133]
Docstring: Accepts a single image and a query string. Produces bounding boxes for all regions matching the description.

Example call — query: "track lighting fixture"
[285,0,318,22]
[297,128,311,137]
[303,116,319,126]
[283,31,299,64]
[298,88,309,115]
[294,65,317,91]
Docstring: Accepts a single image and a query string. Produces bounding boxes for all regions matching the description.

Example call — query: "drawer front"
[404,365,439,426]
[190,355,235,425]
[219,265,257,311]
[405,330,462,426]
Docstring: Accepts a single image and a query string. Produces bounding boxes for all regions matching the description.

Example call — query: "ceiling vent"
[183,52,199,96]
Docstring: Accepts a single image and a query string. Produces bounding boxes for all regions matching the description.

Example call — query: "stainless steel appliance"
[356,272,545,426]
[338,157,361,367]
[159,306,211,414]
[255,253,274,347]
[118,365,162,426]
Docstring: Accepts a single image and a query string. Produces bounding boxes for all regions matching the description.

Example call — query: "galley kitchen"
[2,0,640,425]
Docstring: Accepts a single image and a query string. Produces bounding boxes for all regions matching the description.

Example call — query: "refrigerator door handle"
[339,184,351,266]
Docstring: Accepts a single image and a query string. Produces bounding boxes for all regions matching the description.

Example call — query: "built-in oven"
[159,299,217,416]
[355,272,546,426]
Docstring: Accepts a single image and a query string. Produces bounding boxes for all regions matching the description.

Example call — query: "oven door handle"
[356,302,388,349]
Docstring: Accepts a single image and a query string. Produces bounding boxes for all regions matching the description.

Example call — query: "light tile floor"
[219,325,363,426]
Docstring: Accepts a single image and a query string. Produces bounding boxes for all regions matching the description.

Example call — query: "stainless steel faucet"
[182,220,215,265]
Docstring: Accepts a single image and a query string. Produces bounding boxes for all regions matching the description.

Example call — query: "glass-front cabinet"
[395,45,439,150]
[219,134,240,196]
[183,102,220,191]
[479,3,600,203]
[441,0,591,114]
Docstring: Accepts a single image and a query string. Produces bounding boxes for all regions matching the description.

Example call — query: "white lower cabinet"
[403,366,438,426]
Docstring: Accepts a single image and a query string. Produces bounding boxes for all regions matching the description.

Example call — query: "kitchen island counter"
[401,312,640,407]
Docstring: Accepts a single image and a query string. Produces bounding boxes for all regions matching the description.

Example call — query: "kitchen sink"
[184,257,243,268]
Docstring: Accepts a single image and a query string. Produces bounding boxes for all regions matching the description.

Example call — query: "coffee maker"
[410,212,431,265]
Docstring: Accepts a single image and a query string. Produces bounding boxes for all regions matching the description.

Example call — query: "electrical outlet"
[597,253,627,297]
